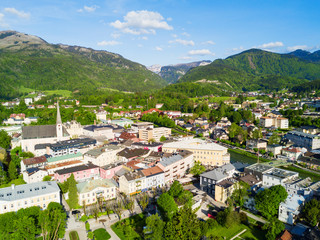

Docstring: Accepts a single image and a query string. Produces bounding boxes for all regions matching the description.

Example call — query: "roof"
[0,181,60,202]
[47,152,82,163]
[117,148,149,159]
[286,130,319,139]
[85,145,122,158]
[50,138,96,151]
[123,171,145,182]
[280,194,305,212]
[83,124,124,132]
[162,138,227,151]
[119,132,137,140]
[23,156,47,166]
[158,151,192,168]
[25,167,46,176]
[141,166,164,177]
[22,125,69,139]
[240,174,261,186]
[55,162,99,175]
[216,179,237,188]
[77,179,117,193]
[201,168,228,182]
[244,163,274,173]
[282,147,301,153]
[277,230,292,240]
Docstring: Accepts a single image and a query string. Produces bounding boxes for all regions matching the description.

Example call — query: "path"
[240,210,267,224]
[293,164,320,175]
[230,229,247,240]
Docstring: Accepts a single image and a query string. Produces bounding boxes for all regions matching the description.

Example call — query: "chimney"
[11,184,15,190]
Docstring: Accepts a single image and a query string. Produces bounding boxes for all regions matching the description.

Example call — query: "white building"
[22,168,48,184]
[138,127,171,142]
[260,117,289,129]
[119,171,146,195]
[141,166,165,189]
[0,182,61,214]
[279,194,305,225]
[77,179,117,206]
[24,97,33,105]
[262,168,299,187]
[84,145,123,167]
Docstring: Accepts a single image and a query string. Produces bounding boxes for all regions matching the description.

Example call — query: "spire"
[56,101,62,124]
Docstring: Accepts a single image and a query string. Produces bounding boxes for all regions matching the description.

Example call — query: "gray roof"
[201,168,227,181]
[287,130,319,139]
[123,171,145,182]
[85,145,122,158]
[221,163,236,172]
[77,179,118,193]
[22,125,69,139]
[159,154,183,167]
[0,181,60,202]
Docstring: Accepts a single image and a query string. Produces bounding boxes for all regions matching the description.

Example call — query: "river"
[229,150,257,165]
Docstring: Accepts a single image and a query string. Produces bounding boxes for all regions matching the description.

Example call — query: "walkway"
[230,229,247,240]
[293,164,320,175]
[240,210,267,224]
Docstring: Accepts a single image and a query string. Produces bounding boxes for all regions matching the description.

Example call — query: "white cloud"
[287,45,309,52]
[97,40,121,46]
[182,32,190,37]
[77,5,99,13]
[188,49,215,56]
[155,46,163,51]
[138,44,143,48]
[167,17,172,21]
[4,7,30,19]
[141,36,148,40]
[171,34,177,38]
[202,40,215,45]
[232,46,244,52]
[110,10,173,35]
[111,33,121,39]
[179,56,193,60]
[256,41,284,49]
[169,39,195,46]
[0,13,9,27]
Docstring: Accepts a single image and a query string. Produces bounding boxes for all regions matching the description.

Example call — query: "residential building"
[54,162,100,183]
[111,118,134,127]
[162,138,230,167]
[131,122,154,132]
[116,148,150,162]
[260,117,289,129]
[83,125,114,139]
[84,145,123,167]
[0,182,61,214]
[262,168,299,187]
[246,139,267,150]
[119,171,146,195]
[3,115,38,125]
[21,155,47,172]
[64,121,83,138]
[131,142,163,152]
[284,131,320,150]
[215,178,238,203]
[278,194,305,225]
[77,179,117,206]
[141,166,165,189]
[267,144,282,156]
[298,125,319,135]
[282,147,302,161]
[100,163,124,179]
[138,127,171,142]
[22,168,48,184]
[157,150,194,183]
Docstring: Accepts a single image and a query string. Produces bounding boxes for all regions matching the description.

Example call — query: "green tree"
[43,175,52,181]
[302,199,320,226]
[190,161,206,177]
[160,136,167,142]
[12,215,36,240]
[67,174,78,210]
[144,213,165,240]
[139,192,149,212]
[8,161,18,181]
[225,211,240,228]
[0,130,11,149]
[255,185,288,219]
[0,147,7,165]
[168,180,183,198]
[231,181,250,207]
[232,111,242,124]
[262,217,285,240]
[252,129,262,139]
[268,133,281,145]
[157,193,178,220]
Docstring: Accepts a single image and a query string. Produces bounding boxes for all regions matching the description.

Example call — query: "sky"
[0,0,319,66]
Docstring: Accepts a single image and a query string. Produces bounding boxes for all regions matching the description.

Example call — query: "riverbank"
[280,165,320,182]
[229,149,270,164]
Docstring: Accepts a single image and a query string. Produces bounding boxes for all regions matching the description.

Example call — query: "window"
[11,204,13,208]
[3,206,6,209]
[25,201,27,205]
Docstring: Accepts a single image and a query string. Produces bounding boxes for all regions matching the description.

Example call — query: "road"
[240,209,267,224]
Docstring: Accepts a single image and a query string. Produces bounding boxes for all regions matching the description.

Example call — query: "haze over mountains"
[0,30,320,99]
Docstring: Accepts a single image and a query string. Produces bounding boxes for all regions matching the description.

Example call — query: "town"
[1,90,320,240]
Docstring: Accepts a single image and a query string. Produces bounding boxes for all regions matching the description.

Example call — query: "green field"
[280,165,320,182]
[93,228,111,240]
[43,90,73,98]
[111,214,146,240]
[69,231,79,240]
[207,224,265,240]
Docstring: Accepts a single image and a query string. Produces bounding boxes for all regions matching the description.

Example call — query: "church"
[20,102,70,153]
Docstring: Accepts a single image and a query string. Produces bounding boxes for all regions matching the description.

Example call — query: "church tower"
[56,101,63,141]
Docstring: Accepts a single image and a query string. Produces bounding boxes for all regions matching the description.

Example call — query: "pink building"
[100,163,124,179]
[54,162,100,183]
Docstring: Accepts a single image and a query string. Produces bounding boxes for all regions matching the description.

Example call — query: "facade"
[54,162,100,183]
[157,150,194,183]
[84,145,123,167]
[284,131,320,150]
[267,144,282,156]
[0,182,61,214]
[100,163,124,179]
[260,117,289,129]
[131,122,154,132]
[119,171,146,195]
[262,168,299,187]
[77,179,117,206]
[64,121,83,138]
[279,194,305,225]
[162,138,230,166]
[138,127,171,142]
[282,147,302,161]
[21,155,47,172]
[83,125,114,139]
[22,168,48,184]
[141,166,165,189]
[215,179,238,203]
[3,116,38,125]
[246,139,267,149]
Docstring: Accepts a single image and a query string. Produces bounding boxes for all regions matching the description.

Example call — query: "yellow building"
[162,139,230,166]
[215,179,238,203]
[139,127,171,142]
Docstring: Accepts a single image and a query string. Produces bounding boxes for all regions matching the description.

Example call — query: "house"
[21,155,48,172]
[278,194,305,225]
[260,117,289,129]
[215,178,239,203]
[54,162,100,183]
[284,131,320,150]
[262,168,299,187]
[239,174,262,191]
[84,145,123,167]
[141,166,165,189]
[0,182,61,214]
[131,122,154,132]
[267,144,282,156]
[244,163,274,180]
[298,125,319,135]
[246,139,267,150]
[100,163,124,179]
[282,147,302,161]
[157,150,194,183]
[276,230,293,240]
[138,127,171,142]
[298,152,320,170]
[131,142,163,152]
[119,171,146,195]
[216,117,231,128]
[22,168,48,184]
[211,128,229,140]
[116,148,150,162]
[162,138,230,167]
[77,179,117,206]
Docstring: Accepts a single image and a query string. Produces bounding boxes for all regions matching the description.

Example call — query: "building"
[138,127,171,142]
[215,178,238,203]
[260,117,289,129]
[283,177,315,199]
[77,179,117,206]
[282,147,302,161]
[244,163,274,180]
[246,139,268,150]
[131,142,163,152]
[111,118,134,127]
[21,155,47,172]
[262,168,299,187]
[84,145,123,167]
[162,138,230,167]
[278,194,305,225]
[100,163,124,179]
[157,150,194,183]
[119,171,146,195]
[83,125,114,140]
[141,166,165,189]
[131,122,154,132]
[22,168,48,184]
[284,131,320,150]
[3,115,38,125]
[54,162,100,183]
[64,121,83,138]
[267,144,282,156]
[0,182,61,214]
[116,148,150,162]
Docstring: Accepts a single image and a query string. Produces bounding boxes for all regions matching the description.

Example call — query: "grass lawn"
[93,228,111,240]
[69,231,79,240]
[43,89,72,98]
[280,165,320,182]
[207,224,265,240]
[111,213,146,240]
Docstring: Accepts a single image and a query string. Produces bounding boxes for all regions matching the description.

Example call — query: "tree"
[157,193,178,220]
[302,198,320,226]
[232,111,242,124]
[0,166,8,185]
[168,180,183,198]
[139,192,149,212]
[144,213,165,240]
[0,147,7,165]
[225,211,240,228]
[268,133,281,145]
[43,176,52,181]
[231,181,250,207]
[262,217,285,240]
[67,174,78,210]
[177,190,194,207]
[13,215,36,240]
[125,197,135,216]
[8,161,18,181]
[252,129,262,139]
[190,161,206,177]
[160,136,166,142]
[113,200,124,220]
[0,130,11,149]
[255,185,288,219]
[104,202,112,220]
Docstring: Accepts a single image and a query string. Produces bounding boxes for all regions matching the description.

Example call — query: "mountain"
[0,31,167,99]
[178,49,320,91]
[159,60,211,84]
[147,64,162,74]
[288,49,320,63]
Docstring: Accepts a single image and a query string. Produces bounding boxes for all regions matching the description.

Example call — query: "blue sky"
[0,0,319,66]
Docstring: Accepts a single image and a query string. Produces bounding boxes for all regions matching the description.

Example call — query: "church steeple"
[56,101,63,141]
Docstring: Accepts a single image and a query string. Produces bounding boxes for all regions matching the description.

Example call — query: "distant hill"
[159,60,211,84]
[0,31,167,99]
[288,49,320,63]
[178,49,320,91]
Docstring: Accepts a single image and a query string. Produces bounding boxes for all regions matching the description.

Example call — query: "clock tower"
[56,101,63,141]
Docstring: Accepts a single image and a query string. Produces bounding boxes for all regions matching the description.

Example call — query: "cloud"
[167,17,172,21]
[155,46,163,51]
[256,41,284,49]
[171,34,177,38]
[141,36,148,40]
[4,7,30,19]
[232,46,244,52]
[287,45,309,52]
[97,40,121,46]
[111,33,121,39]
[78,5,99,13]
[202,40,215,45]
[178,56,193,60]
[0,13,9,27]
[188,49,215,56]
[182,32,190,37]
[169,39,194,46]
[110,10,173,35]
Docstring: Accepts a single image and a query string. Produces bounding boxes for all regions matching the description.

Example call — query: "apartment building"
[279,194,305,225]
[119,171,146,195]
[162,138,230,166]
[84,145,123,167]
[141,166,165,189]
[0,182,61,214]
[260,116,289,129]
[215,178,239,203]
[262,168,298,187]
[284,131,320,150]
[138,127,171,142]
[23,168,48,184]
[21,155,47,172]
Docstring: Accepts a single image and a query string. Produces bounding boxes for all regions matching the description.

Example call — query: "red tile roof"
[23,156,47,166]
